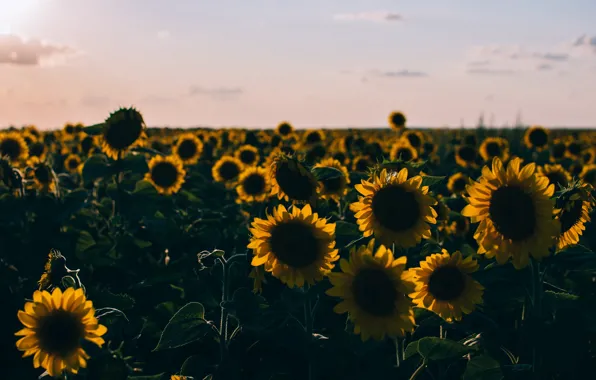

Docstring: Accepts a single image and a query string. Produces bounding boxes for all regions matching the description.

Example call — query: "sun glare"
[0,0,39,26]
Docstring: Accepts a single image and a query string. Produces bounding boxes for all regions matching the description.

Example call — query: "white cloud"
[371,69,428,77]
[333,11,402,22]
[0,34,77,66]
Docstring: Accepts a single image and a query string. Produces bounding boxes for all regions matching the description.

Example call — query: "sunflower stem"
[394,338,401,368]
[410,359,427,380]
[529,258,543,379]
[303,286,314,380]
[218,257,231,364]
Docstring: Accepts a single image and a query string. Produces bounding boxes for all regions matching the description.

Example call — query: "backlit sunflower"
[555,182,595,250]
[248,204,338,288]
[582,147,596,165]
[100,107,146,160]
[145,155,186,195]
[351,155,374,172]
[524,126,550,151]
[313,158,350,202]
[276,121,294,138]
[580,164,596,187]
[28,141,48,163]
[236,166,271,203]
[64,154,82,174]
[537,164,572,191]
[390,140,418,162]
[455,145,479,168]
[565,139,583,160]
[408,250,484,322]
[212,156,243,187]
[269,154,318,203]
[350,168,437,248]
[446,216,470,238]
[479,137,509,162]
[447,173,469,195]
[461,158,560,269]
[15,287,107,377]
[550,139,567,162]
[0,132,29,163]
[402,130,425,151]
[388,111,407,131]
[174,133,203,165]
[303,130,325,146]
[326,240,415,341]
[171,376,190,380]
[235,144,260,167]
[31,159,56,193]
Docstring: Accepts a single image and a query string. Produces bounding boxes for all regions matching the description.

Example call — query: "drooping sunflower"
[580,164,596,187]
[447,173,469,195]
[390,140,418,162]
[524,126,550,151]
[236,166,271,203]
[276,121,294,138]
[64,154,82,174]
[462,158,560,269]
[479,137,510,162]
[173,133,203,165]
[269,154,318,203]
[408,250,484,322]
[388,111,407,131]
[145,155,186,195]
[326,240,415,341]
[15,287,107,377]
[248,204,338,288]
[30,158,56,193]
[350,168,437,248]
[235,144,260,167]
[313,158,350,202]
[555,182,595,250]
[212,156,243,187]
[100,107,146,160]
[454,145,479,168]
[0,132,29,163]
[537,164,572,191]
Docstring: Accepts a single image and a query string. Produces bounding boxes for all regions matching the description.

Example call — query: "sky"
[0,0,596,129]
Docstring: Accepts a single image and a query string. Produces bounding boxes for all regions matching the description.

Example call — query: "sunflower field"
[2,108,596,380]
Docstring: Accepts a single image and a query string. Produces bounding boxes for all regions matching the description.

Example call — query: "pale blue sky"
[1,0,595,128]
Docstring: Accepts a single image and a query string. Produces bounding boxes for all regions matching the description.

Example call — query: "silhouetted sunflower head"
[269,154,318,203]
[479,137,509,162]
[524,126,549,151]
[0,132,29,163]
[174,133,203,165]
[100,107,146,159]
[276,121,294,137]
[388,111,407,131]
[554,181,595,250]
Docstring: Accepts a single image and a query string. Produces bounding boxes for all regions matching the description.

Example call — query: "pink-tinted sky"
[1,0,596,129]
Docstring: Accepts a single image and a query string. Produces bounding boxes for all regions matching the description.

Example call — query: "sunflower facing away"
[236,166,271,203]
[326,239,415,341]
[0,132,29,163]
[100,107,146,160]
[276,121,294,138]
[555,182,595,250]
[212,156,243,187]
[64,154,82,174]
[15,287,107,377]
[350,168,437,248]
[174,133,203,165]
[269,154,318,203]
[537,164,572,191]
[248,204,338,288]
[390,140,418,162]
[479,137,510,162]
[313,158,350,202]
[30,158,56,193]
[145,155,186,195]
[388,111,407,131]
[447,172,469,195]
[462,157,560,269]
[408,250,484,322]
[524,126,550,151]
[235,144,261,167]
[580,164,596,187]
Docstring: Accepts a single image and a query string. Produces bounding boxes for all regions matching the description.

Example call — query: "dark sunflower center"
[391,113,406,127]
[278,124,292,136]
[352,267,397,316]
[36,310,84,356]
[322,176,344,193]
[458,146,477,162]
[218,161,240,181]
[67,158,79,170]
[243,173,266,195]
[552,143,566,159]
[560,200,584,233]
[0,138,22,160]
[178,139,198,159]
[333,152,347,163]
[35,165,52,184]
[270,135,282,147]
[355,158,371,172]
[406,134,421,148]
[239,149,257,165]
[455,218,468,232]
[65,125,74,134]
[275,161,316,201]
[529,129,548,147]
[151,162,179,188]
[428,266,466,301]
[269,220,319,268]
[371,185,420,232]
[30,142,46,157]
[583,151,594,164]
[453,177,467,193]
[488,186,536,241]
[305,131,322,144]
[583,169,596,186]
[567,142,581,156]
[423,142,435,154]
[103,120,143,150]
[485,142,501,157]
[396,147,413,161]
[546,172,568,189]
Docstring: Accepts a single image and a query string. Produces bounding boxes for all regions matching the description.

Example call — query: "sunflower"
[236,167,271,203]
[269,154,318,203]
[15,287,107,377]
[402,130,424,151]
[326,240,415,341]
[565,139,583,160]
[446,216,470,238]
[145,155,186,195]
[303,130,325,146]
[212,156,243,187]
[276,121,294,138]
[479,137,509,162]
[582,147,596,165]
[171,376,190,380]
[461,158,560,269]
[64,154,82,174]
[390,140,418,162]
[555,183,595,250]
[524,126,549,151]
[550,139,567,162]
[454,145,479,168]
[249,266,266,294]
[235,144,260,167]
[312,158,350,202]
[580,164,596,187]
[350,168,437,248]
[174,133,203,165]
[351,155,374,172]
[388,111,407,131]
[28,141,48,163]
[447,173,469,195]
[80,135,97,156]
[100,107,146,160]
[31,159,56,193]
[537,164,572,191]
[408,250,484,322]
[0,132,29,163]
[248,204,338,288]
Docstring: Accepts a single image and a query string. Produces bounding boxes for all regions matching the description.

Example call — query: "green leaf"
[312,166,344,181]
[120,153,149,174]
[544,290,579,309]
[134,180,158,196]
[93,291,136,311]
[83,123,105,136]
[335,221,360,238]
[223,288,268,326]
[153,302,211,351]
[76,230,96,253]
[130,146,166,156]
[421,175,446,188]
[405,337,476,361]
[550,244,596,271]
[464,354,503,380]
[82,154,111,183]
